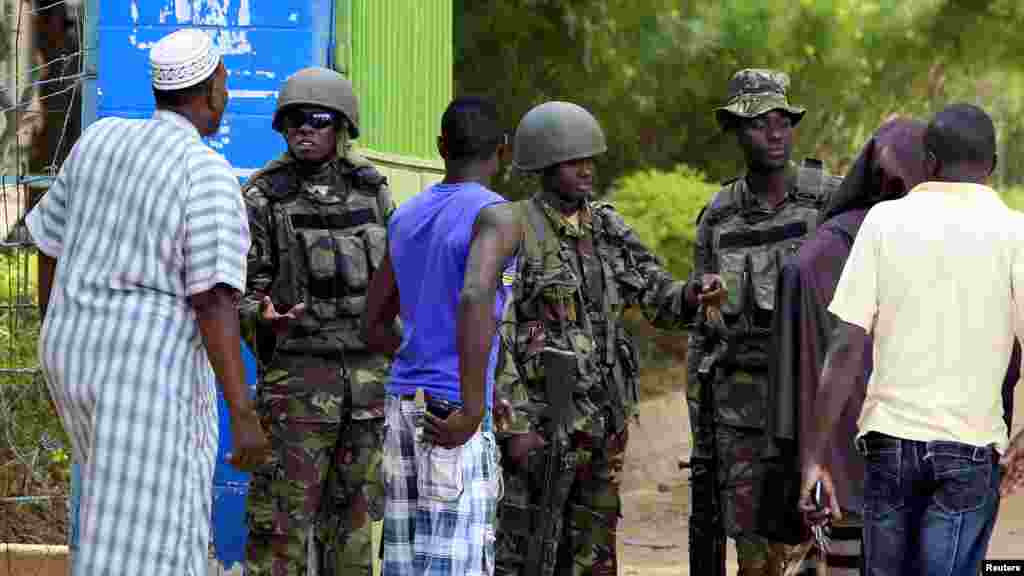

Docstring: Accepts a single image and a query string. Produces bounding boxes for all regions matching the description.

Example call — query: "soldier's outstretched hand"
[261,295,306,336]
[697,273,728,308]
[688,273,728,311]
[1000,429,1024,497]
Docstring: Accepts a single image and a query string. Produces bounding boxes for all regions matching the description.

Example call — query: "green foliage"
[0,3,10,61]
[456,0,1024,200]
[0,251,68,487]
[998,186,1024,212]
[610,164,717,279]
[0,251,38,303]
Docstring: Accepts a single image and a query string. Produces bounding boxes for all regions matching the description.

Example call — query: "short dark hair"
[153,73,217,109]
[924,103,996,166]
[440,96,503,163]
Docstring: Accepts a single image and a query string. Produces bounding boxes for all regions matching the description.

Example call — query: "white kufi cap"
[150,29,220,91]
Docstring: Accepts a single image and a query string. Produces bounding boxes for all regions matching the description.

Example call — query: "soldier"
[241,66,392,576]
[492,101,720,576]
[686,69,841,576]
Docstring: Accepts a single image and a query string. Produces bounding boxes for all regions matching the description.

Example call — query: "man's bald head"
[924,103,997,182]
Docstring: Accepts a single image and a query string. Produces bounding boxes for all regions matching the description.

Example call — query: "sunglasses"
[283,109,338,131]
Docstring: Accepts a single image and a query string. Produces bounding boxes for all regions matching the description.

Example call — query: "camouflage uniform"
[494,195,694,576]
[688,69,841,576]
[241,148,393,576]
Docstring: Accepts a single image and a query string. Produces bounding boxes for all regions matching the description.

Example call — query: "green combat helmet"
[713,68,806,130]
[272,66,360,138]
[512,101,607,172]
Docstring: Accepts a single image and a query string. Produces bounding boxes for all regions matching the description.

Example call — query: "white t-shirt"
[829,181,1022,453]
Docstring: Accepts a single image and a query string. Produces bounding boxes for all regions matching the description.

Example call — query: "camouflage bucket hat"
[714,68,806,130]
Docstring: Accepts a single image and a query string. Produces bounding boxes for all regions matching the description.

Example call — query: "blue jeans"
[856,432,1000,576]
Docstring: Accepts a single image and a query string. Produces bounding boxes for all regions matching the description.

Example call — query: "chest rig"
[511,196,638,434]
[263,159,390,356]
[703,159,837,369]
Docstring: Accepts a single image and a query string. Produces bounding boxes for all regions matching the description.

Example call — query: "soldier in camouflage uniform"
[686,69,842,576]
[492,101,718,576]
[241,67,393,576]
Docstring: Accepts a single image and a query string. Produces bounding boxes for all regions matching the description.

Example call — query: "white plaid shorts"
[381,394,501,576]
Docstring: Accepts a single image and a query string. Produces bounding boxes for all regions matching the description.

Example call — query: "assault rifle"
[524,347,578,576]
[694,299,730,576]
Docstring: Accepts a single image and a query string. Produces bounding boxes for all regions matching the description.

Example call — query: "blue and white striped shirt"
[26,109,249,575]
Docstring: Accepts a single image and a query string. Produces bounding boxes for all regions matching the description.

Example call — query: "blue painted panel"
[211,483,251,570]
[92,110,286,175]
[97,0,333,173]
[103,0,315,29]
[96,27,313,117]
[207,113,288,173]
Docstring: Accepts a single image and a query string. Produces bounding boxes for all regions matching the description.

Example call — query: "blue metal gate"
[70,1,337,572]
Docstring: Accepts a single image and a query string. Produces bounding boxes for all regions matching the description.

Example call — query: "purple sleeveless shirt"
[386,182,511,408]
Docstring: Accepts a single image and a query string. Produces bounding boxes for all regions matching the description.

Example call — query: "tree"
[455,0,1024,200]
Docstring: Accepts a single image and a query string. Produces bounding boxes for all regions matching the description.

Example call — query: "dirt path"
[618,387,1024,575]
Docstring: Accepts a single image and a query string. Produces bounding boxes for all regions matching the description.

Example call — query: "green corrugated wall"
[338,0,452,161]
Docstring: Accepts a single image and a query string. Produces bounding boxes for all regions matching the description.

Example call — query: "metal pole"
[68,0,97,557]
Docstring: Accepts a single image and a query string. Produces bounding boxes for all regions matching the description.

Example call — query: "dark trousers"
[856,432,1000,576]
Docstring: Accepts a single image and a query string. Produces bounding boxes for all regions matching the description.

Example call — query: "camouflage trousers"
[494,425,628,576]
[245,361,385,576]
[687,400,795,576]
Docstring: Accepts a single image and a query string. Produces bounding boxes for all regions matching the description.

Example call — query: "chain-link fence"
[1,0,87,573]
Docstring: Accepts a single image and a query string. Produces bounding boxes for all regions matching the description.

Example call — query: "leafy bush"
[999,186,1024,212]
[0,250,69,496]
[609,163,718,280]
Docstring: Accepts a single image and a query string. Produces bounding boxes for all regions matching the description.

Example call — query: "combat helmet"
[512,101,607,172]
[273,67,360,138]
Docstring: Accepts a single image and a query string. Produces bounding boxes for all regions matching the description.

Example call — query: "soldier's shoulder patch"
[501,265,517,287]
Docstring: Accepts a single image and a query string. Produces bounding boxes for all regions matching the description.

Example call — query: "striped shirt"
[25,109,249,575]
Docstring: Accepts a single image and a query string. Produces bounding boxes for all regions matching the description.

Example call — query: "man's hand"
[493,398,513,432]
[423,409,483,449]
[697,273,728,306]
[1000,429,1024,497]
[799,460,842,525]
[226,406,270,472]
[506,431,547,469]
[261,296,305,336]
[687,273,728,309]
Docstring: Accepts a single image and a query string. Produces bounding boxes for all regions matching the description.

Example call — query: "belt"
[393,393,493,433]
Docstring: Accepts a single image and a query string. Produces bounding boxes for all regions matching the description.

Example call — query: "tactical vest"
[510,197,640,435]
[257,156,391,357]
[693,159,840,428]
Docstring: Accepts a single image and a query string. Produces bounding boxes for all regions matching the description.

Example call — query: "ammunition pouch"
[295,221,387,346]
